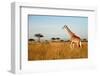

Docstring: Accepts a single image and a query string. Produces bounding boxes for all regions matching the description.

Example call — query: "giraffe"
[63,25,81,48]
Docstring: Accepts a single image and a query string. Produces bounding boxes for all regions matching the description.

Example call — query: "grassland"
[28,41,88,61]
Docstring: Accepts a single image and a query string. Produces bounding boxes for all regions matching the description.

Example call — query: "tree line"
[29,33,88,42]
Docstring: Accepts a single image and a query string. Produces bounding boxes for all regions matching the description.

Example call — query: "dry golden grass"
[28,41,88,61]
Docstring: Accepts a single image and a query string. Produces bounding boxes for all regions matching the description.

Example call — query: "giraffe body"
[63,25,81,48]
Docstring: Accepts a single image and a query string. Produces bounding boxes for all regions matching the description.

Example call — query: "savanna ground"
[28,41,88,61]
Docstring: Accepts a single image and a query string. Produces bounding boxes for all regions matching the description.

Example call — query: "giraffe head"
[62,25,68,29]
[63,25,75,37]
[63,25,70,31]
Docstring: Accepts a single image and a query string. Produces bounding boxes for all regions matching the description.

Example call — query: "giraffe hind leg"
[78,42,81,47]
[70,42,73,48]
[70,42,75,49]
[79,41,82,48]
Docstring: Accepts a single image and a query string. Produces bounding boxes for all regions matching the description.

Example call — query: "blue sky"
[28,15,88,40]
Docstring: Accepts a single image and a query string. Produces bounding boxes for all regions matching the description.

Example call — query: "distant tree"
[28,39,35,42]
[83,39,87,42]
[34,33,44,42]
[56,37,60,40]
[51,37,56,40]
[45,40,49,43]
[28,39,35,44]
[60,40,64,42]
[67,40,70,42]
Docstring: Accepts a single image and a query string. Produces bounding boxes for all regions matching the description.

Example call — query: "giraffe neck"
[64,26,74,38]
